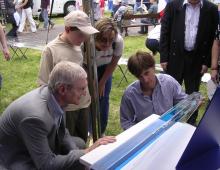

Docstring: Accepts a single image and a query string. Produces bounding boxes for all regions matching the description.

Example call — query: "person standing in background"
[160,0,218,125]
[16,0,36,33]
[100,0,105,17]
[113,0,121,14]
[40,0,55,30]
[108,0,113,12]
[5,0,19,37]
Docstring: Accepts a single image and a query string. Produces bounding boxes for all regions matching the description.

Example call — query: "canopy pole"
[82,0,101,142]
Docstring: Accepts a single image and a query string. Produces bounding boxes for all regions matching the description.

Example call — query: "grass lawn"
[0,32,209,136]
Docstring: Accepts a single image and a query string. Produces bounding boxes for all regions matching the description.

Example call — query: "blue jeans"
[99,76,112,134]
[89,65,112,135]
[134,2,141,13]
[98,65,112,134]
[42,9,49,28]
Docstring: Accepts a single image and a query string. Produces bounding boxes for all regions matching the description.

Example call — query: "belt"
[184,49,195,55]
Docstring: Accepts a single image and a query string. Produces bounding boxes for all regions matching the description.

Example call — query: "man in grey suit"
[0,61,116,170]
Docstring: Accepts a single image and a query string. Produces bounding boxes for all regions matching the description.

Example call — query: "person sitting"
[138,0,158,34]
[0,61,116,170]
[120,51,187,130]
[114,0,134,36]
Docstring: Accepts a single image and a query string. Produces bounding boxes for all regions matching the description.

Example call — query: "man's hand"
[160,62,168,71]
[3,48,10,60]
[84,136,116,153]
[200,65,208,75]
[211,69,219,84]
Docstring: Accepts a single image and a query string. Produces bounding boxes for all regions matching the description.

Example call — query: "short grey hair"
[48,61,87,93]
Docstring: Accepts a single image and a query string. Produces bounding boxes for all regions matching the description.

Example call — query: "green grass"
[0,35,209,136]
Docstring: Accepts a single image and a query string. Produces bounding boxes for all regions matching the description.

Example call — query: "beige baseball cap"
[64,10,99,35]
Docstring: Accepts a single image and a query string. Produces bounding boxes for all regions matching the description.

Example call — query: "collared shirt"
[48,93,64,127]
[120,74,187,130]
[184,0,202,51]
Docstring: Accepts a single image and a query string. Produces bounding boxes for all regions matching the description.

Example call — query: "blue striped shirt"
[120,74,187,130]
[48,93,64,128]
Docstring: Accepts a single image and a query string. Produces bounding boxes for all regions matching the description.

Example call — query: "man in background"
[160,0,218,124]
[40,0,55,30]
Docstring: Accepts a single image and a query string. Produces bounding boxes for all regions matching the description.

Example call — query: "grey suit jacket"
[0,86,85,170]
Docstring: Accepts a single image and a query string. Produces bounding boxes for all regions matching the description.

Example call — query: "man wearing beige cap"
[37,10,99,143]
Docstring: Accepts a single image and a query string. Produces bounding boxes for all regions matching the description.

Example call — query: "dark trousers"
[145,38,159,55]
[6,13,18,37]
[175,50,201,125]
[140,25,148,34]
[7,23,18,37]
[66,107,89,143]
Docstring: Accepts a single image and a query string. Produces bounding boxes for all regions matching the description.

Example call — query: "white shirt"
[95,34,124,67]
[184,0,202,51]
[147,25,161,41]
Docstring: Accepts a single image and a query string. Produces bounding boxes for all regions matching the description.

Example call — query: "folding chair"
[10,46,28,59]
[7,38,28,59]
[117,57,129,87]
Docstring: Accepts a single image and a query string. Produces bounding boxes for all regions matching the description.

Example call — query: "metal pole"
[82,0,101,142]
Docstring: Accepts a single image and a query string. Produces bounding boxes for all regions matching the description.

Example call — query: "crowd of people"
[5,0,55,38]
[0,0,220,168]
